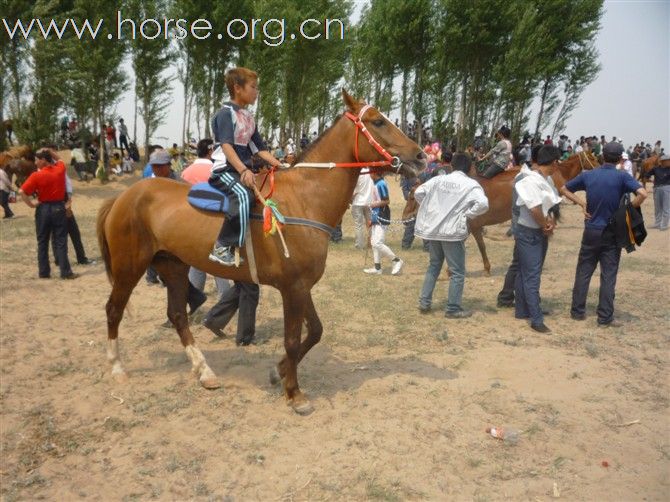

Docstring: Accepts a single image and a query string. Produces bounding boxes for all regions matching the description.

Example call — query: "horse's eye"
[372,119,385,127]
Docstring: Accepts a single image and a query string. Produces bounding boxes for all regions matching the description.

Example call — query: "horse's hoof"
[291,400,314,416]
[269,366,282,386]
[200,376,222,390]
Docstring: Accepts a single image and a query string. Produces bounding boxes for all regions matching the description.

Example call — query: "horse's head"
[342,90,425,178]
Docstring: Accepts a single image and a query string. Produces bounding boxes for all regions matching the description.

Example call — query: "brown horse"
[97,91,425,414]
[639,154,659,189]
[402,151,598,274]
[0,145,36,187]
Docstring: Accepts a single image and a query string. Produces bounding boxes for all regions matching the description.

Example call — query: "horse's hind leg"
[153,256,220,390]
[472,226,491,275]
[106,276,142,383]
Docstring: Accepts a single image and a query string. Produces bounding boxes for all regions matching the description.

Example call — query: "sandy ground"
[0,166,668,501]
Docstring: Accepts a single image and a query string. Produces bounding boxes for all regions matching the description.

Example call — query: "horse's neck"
[281,119,362,227]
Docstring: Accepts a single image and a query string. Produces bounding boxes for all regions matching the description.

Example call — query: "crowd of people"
[2,64,668,342]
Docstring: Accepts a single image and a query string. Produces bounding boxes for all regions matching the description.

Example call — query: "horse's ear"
[342,89,361,113]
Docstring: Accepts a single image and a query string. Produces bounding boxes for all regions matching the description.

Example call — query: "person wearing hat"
[617,152,634,178]
[644,153,670,230]
[478,126,512,178]
[560,141,647,328]
[149,149,175,179]
[19,148,77,279]
[414,152,489,318]
[512,146,562,333]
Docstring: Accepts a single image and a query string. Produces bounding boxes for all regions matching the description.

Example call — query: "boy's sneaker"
[363,267,382,275]
[209,245,238,266]
[391,259,404,275]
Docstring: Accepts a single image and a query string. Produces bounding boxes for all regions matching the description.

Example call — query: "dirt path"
[1,172,668,501]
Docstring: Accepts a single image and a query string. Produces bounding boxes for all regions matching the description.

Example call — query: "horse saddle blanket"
[187,183,230,213]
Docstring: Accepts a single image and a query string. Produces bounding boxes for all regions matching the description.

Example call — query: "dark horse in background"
[97,91,425,415]
[402,151,598,274]
[0,145,36,188]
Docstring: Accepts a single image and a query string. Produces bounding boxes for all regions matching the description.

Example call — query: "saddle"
[187,183,230,213]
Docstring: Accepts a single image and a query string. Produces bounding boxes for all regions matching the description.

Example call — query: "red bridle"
[258,105,403,199]
[337,104,402,172]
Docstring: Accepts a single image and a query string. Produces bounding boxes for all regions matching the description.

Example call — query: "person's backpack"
[609,193,647,253]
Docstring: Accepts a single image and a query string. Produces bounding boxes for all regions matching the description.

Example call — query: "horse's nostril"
[417,152,427,160]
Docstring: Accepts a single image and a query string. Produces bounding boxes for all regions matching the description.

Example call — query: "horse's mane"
[6,145,31,156]
[292,114,345,166]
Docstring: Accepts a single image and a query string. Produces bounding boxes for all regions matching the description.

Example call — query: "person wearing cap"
[617,152,634,178]
[414,152,489,318]
[644,153,670,230]
[148,149,175,179]
[560,142,647,328]
[478,126,513,178]
[512,146,562,333]
[19,148,77,279]
[144,148,177,287]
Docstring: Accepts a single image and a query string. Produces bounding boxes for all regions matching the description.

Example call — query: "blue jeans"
[419,240,466,313]
[514,225,546,326]
[570,227,621,324]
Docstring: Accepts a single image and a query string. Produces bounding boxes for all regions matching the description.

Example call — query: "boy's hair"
[197,138,214,158]
[225,67,258,97]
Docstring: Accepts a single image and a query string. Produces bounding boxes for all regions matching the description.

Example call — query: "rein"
[578,151,596,170]
[292,105,402,173]
[248,105,402,253]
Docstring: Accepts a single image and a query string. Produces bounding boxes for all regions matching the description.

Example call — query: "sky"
[116,0,669,148]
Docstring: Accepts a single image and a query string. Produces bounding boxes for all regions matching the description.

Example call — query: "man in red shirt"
[19,149,77,279]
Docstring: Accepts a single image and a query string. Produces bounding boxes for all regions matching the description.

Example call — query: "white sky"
[116,0,669,148]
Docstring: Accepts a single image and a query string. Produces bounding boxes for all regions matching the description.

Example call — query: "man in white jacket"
[414,153,489,318]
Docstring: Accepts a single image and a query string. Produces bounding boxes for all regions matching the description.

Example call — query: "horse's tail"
[97,197,117,285]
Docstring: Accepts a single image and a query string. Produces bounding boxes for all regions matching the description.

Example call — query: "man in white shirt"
[414,153,489,318]
[351,170,374,249]
[513,145,563,333]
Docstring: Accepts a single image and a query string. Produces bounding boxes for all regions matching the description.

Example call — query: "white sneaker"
[391,259,404,275]
[363,267,382,275]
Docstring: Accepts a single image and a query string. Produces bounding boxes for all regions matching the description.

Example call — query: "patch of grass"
[46,360,76,376]
[194,482,210,497]
[365,479,402,502]
[103,417,141,432]
[467,457,484,468]
[584,341,599,358]
[524,423,543,438]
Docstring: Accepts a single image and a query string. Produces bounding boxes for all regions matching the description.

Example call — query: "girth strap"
[250,213,335,237]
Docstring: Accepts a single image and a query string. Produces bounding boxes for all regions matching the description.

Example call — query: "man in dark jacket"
[560,142,647,328]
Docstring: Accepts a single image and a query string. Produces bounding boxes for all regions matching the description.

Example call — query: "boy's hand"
[241,169,255,188]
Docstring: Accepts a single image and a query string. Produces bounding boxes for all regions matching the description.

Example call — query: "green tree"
[127,0,173,161]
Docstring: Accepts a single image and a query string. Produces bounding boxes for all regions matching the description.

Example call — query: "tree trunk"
[400,69,409,132]
[143,93,151,163]
[133,87,138,144]
[457,74,468,150]
[534,79,550,139]
[181,65,190,147]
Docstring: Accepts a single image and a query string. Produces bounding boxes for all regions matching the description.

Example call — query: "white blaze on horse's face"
[360,107,425,177]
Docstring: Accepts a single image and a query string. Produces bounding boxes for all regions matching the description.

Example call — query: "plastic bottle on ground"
[486,426,520,445]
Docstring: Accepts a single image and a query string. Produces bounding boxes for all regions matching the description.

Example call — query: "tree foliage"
[1,0,603,150]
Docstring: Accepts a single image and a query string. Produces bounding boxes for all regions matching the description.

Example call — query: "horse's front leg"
[471,226,491,275]
[275,287,312,415]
